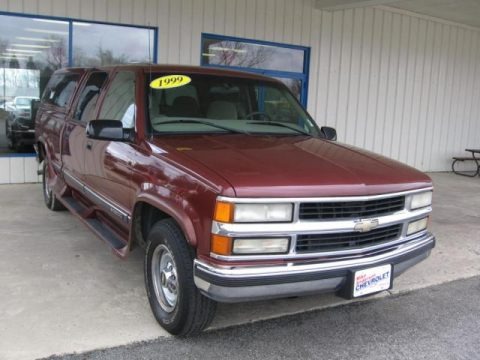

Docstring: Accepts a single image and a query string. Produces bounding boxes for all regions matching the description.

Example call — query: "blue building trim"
[201,32,310,53]
[0,152,36,158]
[68,21,74,67]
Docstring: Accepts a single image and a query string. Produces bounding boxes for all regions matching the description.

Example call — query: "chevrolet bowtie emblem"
[354,219,379,232]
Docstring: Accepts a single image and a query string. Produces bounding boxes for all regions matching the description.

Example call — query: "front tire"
[42,160,65,211]
[145,219,217,336]
[6,123,14,150]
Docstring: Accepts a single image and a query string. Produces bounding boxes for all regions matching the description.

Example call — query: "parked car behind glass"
[5,96,39,151]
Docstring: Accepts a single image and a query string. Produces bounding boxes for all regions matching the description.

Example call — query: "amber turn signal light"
[214,201,234,223]
[211,234,232,256]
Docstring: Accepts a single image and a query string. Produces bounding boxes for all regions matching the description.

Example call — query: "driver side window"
[74,72,108,123]
[99,71,136,129]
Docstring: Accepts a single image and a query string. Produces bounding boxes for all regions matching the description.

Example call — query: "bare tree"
[96,46,128,65]
[210,41,274,69]
[45,36,67,69]
[73,45,129,66]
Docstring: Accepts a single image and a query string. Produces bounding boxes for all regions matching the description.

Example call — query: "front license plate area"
[353,264,392,298]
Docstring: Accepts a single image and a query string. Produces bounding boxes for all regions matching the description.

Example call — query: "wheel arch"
[130,196,198,251]
[36,137,48,163]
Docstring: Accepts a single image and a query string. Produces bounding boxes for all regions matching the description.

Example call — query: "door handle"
[86,141,93,150]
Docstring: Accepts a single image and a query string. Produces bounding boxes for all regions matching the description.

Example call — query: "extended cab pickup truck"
[35,65,435,336]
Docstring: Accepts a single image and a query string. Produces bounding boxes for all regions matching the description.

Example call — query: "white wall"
[0,156,40,184]
[0,0,479,173]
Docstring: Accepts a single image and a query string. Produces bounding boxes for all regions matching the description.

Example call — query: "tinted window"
[74,72,108,122]
[43,73,80,108]
[99,72,136,129]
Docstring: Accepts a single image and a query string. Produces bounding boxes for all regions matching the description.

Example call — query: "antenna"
[148,24,153,140]
[148,23,152,77]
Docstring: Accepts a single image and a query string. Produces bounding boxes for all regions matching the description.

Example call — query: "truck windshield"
[146,73,319,137]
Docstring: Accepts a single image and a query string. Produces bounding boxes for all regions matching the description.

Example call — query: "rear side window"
[42,73,80,108]
[74,72,108,123]
[99,71,136,129]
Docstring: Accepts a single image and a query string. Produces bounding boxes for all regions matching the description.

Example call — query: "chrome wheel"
[145,219,217,335]
[151,244,178,313]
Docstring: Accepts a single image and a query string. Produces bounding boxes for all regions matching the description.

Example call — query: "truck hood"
[152,134,432,197]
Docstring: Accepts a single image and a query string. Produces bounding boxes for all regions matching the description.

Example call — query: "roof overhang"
[315,0,480,29]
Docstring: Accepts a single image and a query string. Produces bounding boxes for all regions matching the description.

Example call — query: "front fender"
[133,190,199,248]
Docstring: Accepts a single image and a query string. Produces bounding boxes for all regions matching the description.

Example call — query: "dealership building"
[0,0,479,183]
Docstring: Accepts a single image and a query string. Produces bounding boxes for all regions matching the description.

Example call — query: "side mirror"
[86,120,132,141]
[320,126,337,141]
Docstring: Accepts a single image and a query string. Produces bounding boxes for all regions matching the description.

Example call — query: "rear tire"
[7,137,14,150]
[145,219,217,336]
[42,160,65,211]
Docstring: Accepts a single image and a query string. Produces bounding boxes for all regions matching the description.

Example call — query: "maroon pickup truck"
[35,65,435,336]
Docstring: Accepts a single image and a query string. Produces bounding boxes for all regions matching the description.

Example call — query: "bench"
[452,149,480,177]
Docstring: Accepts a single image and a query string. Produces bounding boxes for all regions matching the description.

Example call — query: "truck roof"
[54,64,280,83]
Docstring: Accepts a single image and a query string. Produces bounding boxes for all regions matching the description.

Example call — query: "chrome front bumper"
[194,232,435,303]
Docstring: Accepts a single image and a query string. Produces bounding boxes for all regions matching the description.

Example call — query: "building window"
[72,22,154,66]
[201,33,309,106]
[0,12,156,155]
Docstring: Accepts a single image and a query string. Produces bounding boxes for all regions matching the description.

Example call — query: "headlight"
[214,201,293,223]
[407,217,428,235]
[234,203,293,222]
[210,234,290,255]
[233,237,290,255]
[409,191,432,210]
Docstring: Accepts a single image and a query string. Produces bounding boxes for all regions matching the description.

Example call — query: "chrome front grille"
[299,196,405,220]
[296,224,402,253]
[212,188,432,261]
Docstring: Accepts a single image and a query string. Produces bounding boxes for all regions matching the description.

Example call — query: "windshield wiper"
[154,119,250,135]
[247,121,312,136]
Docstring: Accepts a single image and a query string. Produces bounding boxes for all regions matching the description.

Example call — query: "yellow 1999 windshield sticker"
[150,75,191,89]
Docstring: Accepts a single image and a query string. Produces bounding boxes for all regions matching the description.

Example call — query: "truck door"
[37,72,81,172]
[83,71,137,228]
[62,71,108,190]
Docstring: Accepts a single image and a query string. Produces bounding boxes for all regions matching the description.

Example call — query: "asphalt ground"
[45,276,480,360]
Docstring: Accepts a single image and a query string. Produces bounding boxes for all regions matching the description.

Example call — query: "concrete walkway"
[0,173,479,360]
